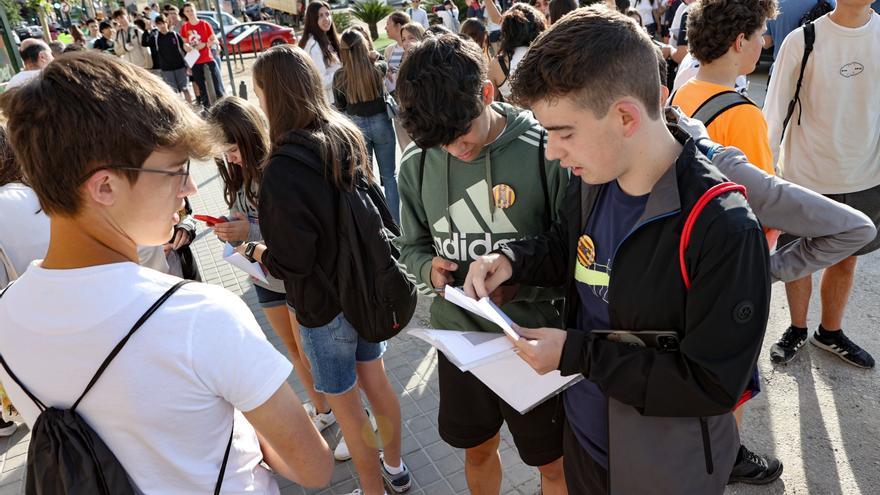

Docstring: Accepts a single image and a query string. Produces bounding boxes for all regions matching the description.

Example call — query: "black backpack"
[274,144,418,343]
[0,280,234,495]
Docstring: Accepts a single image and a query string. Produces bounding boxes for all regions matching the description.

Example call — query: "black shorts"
[778,183,880,257]
[437,351,564,467]
[563,419,608,495]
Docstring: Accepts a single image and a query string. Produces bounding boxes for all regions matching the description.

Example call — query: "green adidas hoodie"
[397,102,569,333]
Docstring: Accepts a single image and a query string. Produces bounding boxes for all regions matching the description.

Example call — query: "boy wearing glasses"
[0,52,333,492]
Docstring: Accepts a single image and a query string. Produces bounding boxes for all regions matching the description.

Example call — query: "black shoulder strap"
[690,90,756,127]
[0,280,191,413]
[781,23,815,139]
[214,422,233,494]
[498,53,510,78]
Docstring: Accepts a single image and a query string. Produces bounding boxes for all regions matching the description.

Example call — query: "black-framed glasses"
[80,159,191,190]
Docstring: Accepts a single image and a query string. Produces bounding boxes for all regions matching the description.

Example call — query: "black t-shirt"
[93,37,115,53]
[155,31,187,71]
[143,29,161,69]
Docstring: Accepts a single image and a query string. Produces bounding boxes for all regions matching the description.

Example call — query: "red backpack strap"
[679,182,748,290]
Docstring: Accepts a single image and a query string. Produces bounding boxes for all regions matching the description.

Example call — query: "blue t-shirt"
[564,180,648,469]
[767,0,837,60]
[873,0,879,14]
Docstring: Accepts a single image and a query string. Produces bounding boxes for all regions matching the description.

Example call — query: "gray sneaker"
[380,453,411,493]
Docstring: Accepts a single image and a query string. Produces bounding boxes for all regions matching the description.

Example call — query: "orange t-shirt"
[672,79,775,175]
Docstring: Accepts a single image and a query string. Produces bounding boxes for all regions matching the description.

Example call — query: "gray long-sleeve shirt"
[672,108,876,282]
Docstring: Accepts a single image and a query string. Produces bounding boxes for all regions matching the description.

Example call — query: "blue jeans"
[299,313,386,395]
[350,112,399,223]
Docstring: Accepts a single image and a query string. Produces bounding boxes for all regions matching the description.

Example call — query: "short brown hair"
[687,0,777,64]
[388,11,411,27]
[0,51,216,216]
[511,7,663,120]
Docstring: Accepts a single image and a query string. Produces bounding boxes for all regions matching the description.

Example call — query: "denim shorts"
[299,313,386,395]
[253,284,286,309]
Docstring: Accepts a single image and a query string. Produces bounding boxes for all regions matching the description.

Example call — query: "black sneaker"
[770,326,808,364]
[728,444,783,485]
[379,453,411,493]
[810,329,875,369]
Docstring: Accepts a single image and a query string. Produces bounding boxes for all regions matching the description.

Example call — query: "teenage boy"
[84,18,100,47]
[465,9,770,493]
[92,21,116,53]
[0,51,333,493]
[112,8,149,68]
[671,0,777,174]
[763,0,879,367]
[383,11,412,149]
[181,2,225,108]
[154,15,193,104]
[395,34,570,495]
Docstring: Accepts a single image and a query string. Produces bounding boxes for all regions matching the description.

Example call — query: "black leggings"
[563,419,608,495]
[191,61,224,108]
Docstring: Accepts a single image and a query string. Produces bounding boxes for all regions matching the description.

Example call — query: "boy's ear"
[614,99,642,139]
[481,80,495,105]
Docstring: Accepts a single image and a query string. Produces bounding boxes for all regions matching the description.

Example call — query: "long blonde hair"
[253,45,372,189]
[335,28,384,104]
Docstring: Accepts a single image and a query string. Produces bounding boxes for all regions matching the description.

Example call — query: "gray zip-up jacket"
[672,108,876,282]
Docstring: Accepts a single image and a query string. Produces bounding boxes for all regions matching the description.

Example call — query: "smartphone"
[592,330,680,351]
[193,214,228,226]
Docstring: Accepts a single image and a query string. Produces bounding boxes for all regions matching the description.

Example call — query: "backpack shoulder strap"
[679,183,747,290]
[214,421,234,494]
[497,53,510,78]
[691,90,756,127]
[70,280,192,410]
[0,283,48,411]
[781,23,816,137]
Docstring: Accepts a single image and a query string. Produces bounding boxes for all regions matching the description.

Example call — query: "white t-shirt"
[497,46,529,100]
[0,184,49,286]
[0,262,292,494]
[631,0,656,26]
[669,2,690,48]
[764,13,880,194]
[5,69,41,89]
[437,7,460,32]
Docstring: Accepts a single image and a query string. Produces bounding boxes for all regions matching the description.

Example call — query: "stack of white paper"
[409,329,514,371]
[411,286,583,415]
[222,243,268,283]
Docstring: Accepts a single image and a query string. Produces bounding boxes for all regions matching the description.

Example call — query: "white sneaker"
[342,490,387,495]
[304,403,337,433]
[334,437,351,461]
[334,409,379,461]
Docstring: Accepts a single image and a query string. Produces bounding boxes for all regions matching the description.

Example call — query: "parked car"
[15,24,43,41]
[196,10,242,33]
[225,21,294,53]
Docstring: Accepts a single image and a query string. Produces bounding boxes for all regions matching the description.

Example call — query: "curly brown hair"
[511,7,663,120]
[686,0,777,64]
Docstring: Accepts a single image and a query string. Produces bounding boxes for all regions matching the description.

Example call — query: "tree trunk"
[369,22,378,40]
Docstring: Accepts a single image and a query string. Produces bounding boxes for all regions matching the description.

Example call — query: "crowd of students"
[8,3,227,107]
[0,0,878,494]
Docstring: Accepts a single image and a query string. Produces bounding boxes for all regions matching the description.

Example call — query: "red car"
[225,22,295,53]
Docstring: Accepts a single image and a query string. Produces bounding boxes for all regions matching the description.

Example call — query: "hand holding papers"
[443,285,520,341]
[222,243,268,283]
[410,285,582,414]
